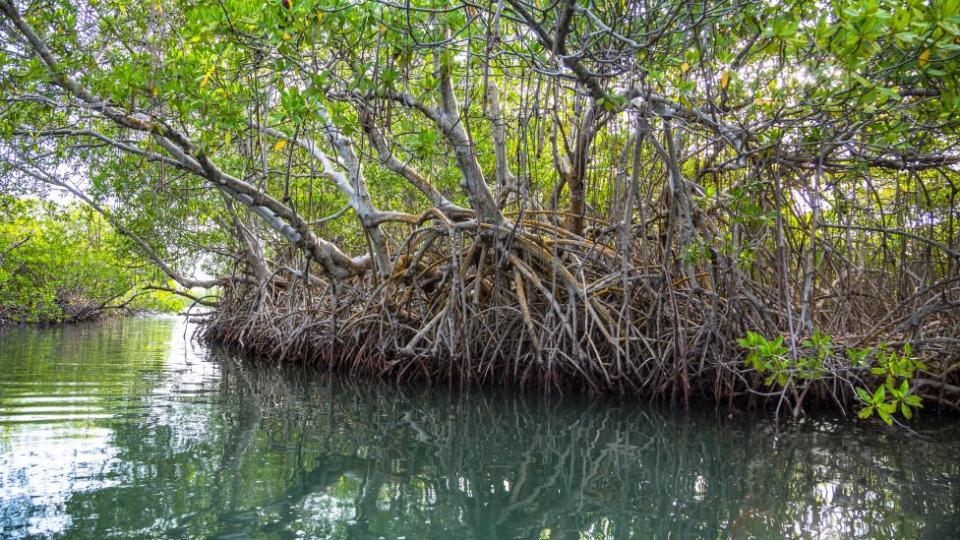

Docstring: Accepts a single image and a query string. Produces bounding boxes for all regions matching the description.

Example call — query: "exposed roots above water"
[200,218,960,416]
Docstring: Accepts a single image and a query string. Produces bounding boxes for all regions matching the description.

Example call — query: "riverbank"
[1,299,133,326]
[0,309,172,328]
[0,291,180,326]
[0,196,186,326]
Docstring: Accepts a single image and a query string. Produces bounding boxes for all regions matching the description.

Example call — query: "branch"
[505,0,606,101]
[356,102,462,212]
[819,223,960,261]
[15,128,184,169]
[142,285,221,308]
[5,160,233,288]
[1,0,368,279]
[0,234,31,265]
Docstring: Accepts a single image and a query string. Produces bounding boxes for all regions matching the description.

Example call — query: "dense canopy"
[1,0,958,416]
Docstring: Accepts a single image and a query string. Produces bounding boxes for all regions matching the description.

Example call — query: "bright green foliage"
[737,330,831,387]
[0,196,184,323]
[845,347,872,367]
[738,331,791,386]
[856,386,897,424]
[738,330,926,423]
[856,345,925,424]
[797,331,831,380]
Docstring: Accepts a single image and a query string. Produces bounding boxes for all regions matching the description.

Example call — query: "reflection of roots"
[201,216,960,408]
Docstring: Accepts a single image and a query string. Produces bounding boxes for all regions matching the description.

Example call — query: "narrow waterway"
[0,318,958,539]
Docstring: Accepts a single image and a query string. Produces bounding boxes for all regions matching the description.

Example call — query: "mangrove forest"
[2,0,960,421]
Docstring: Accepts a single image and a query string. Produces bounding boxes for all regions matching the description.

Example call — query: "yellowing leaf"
[199,64,216,89]
[918,49,930,66]
[273,139,288,152]
[681,62,690,73]
[720,70,730,90]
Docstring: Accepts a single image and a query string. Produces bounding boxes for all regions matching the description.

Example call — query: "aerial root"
[200,218,960,412]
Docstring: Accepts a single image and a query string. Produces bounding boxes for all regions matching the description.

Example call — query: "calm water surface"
[0,318,958,539]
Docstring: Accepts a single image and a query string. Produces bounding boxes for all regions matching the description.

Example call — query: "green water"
[0,318,958,539]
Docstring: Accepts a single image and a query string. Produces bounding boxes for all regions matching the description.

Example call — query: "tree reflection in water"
[154,352,960,539]
[2,321,958,539]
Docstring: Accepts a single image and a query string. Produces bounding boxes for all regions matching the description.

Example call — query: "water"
[0,318,957,539]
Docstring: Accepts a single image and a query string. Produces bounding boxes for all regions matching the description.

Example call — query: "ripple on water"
[0,317,958,540]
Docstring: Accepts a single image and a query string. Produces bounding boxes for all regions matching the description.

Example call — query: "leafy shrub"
[0,196,185,323]
[737,331,924,423]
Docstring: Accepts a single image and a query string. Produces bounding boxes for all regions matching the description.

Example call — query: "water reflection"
[0,318,958,539]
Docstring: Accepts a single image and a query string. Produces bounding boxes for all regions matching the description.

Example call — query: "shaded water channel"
[0,318,958,539]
